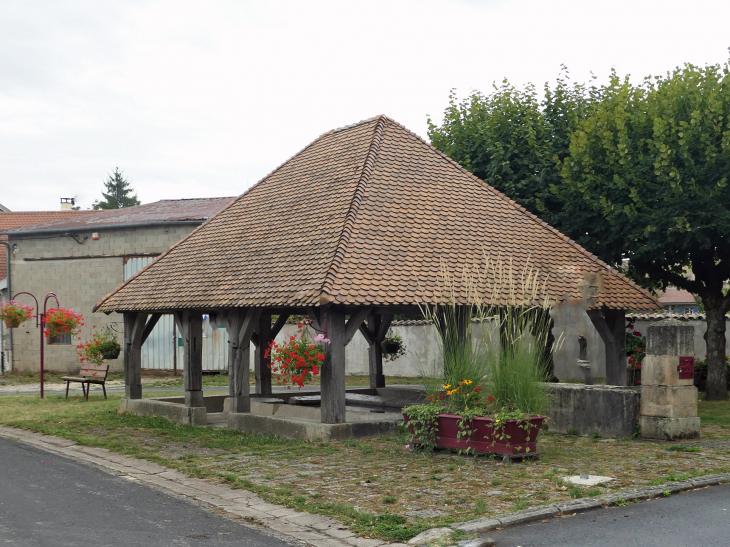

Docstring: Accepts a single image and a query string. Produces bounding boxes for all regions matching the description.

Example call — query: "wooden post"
[587,308,627,386]
[321,308,346,423]
[360,313,393,389]
[255,311,272,395]
[176,310,204,407]
[226,308,261,413]
[123,312,147,400]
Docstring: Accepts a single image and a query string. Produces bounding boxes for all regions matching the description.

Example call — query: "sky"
[1,0,729,211]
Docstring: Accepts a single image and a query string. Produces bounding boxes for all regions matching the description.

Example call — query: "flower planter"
[403,413,546,455]
[100,347,121,360]
[3,317,21,328]
[383,342,401,354]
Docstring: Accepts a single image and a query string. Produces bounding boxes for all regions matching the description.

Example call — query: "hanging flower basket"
[0,300,35,328]
[77,326,120,364]
[44,307,84,339]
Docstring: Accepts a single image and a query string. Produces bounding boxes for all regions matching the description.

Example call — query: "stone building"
[1,198,232,373]
[1,206,94,371]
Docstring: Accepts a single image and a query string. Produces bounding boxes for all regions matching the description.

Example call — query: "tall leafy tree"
[561,63,730,400]
[427,69,597,230]
[429,62,730,400]
[92,168,141,209]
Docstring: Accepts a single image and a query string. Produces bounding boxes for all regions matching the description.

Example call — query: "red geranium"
[265,323,328,389]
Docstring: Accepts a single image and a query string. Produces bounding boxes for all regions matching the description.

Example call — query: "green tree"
[428,62,730,400]
[427,69,597,231]
[560,63,730,400]
[92,168,140,210]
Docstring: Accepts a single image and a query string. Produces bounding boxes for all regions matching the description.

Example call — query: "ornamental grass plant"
[406,255,554,424]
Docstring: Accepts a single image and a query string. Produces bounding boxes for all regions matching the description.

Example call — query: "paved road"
[0,436,294,546]
[490,483,730,546]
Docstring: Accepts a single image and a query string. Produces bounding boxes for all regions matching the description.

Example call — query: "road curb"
[0,426,406,547]
[449,472,730,535]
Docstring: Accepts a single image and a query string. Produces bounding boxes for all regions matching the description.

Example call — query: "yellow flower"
[464,380,473,385]
[443,384,451,390]
[447,388,459,396]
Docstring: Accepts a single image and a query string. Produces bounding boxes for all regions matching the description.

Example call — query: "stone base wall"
[545,383,641,437]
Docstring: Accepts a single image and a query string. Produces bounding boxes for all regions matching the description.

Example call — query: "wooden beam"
[239,308,262,347]
[376,314,393,342]
[123,312,145,400]
[255,311,273,396]
[359,323,374,345]
[320,309,346,423]
[306,307,322,332]
[179,310,204,407]
[140,313,161,345]
[345,307,372,346]
[226,308,261,412]
[271,313,290,339]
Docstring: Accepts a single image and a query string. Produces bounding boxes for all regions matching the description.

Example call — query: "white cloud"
[1,0,728,210]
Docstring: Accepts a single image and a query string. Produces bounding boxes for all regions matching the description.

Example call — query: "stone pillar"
[640,319,700,439]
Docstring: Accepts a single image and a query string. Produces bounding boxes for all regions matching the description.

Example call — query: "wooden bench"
[61,364,109,400]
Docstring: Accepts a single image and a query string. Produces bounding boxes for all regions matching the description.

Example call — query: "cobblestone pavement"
[0,426,406,547]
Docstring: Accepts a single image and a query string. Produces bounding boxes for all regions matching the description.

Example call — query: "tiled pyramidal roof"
[96,116,659,313]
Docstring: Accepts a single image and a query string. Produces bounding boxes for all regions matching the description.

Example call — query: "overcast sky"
[2,0,729,211]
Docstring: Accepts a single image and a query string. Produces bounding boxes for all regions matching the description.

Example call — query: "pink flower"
[314,334,330,343]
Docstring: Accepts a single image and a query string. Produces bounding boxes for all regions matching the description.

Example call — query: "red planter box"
[404,413,546,455]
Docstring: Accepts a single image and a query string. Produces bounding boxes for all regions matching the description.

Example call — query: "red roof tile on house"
[95,116,660,313]
[0,211,95,281]
[658,288,696,305]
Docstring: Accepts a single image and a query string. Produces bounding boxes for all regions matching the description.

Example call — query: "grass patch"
[0,395,728,541]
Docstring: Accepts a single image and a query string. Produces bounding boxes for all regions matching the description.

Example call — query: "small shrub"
[568,486,583,499]
[567,428,579,436]
[474,499,487,513]
[614,497,628,506]
[491,478,502,486]
[383,496,397,504]
[513,499,530,511]
[586,488,601,497]
[662,490,671,497]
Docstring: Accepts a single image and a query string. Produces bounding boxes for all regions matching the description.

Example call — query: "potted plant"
[76,326,121,365]
[403,258,551,455]
[265,322,329,388]
[0,300,35,328]
[44,307,84,341]
[382,329,406,362]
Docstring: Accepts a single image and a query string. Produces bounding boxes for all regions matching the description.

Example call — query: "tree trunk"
[704,300,729,401]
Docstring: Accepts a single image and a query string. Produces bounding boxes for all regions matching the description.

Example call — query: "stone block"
[647,320,694,356]
[544,383,640,437]
[640,415,701,440]
[227,412,399,441]
[407,527,453,545]
[641,385,698,418]
[120,397,207,426]
[641,355,694,387]
[554,498,603,514]
[450,518,501,535]
[496,505,559,526]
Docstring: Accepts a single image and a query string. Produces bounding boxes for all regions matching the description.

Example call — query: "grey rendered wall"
[8,225,195,373]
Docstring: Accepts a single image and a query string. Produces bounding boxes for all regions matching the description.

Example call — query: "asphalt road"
[0,436,293,546]
[490,482,730,547]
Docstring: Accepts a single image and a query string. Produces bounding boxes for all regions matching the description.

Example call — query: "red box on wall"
[678,356,694,380]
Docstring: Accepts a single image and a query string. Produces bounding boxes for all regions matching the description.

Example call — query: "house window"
[49,334,72,345]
